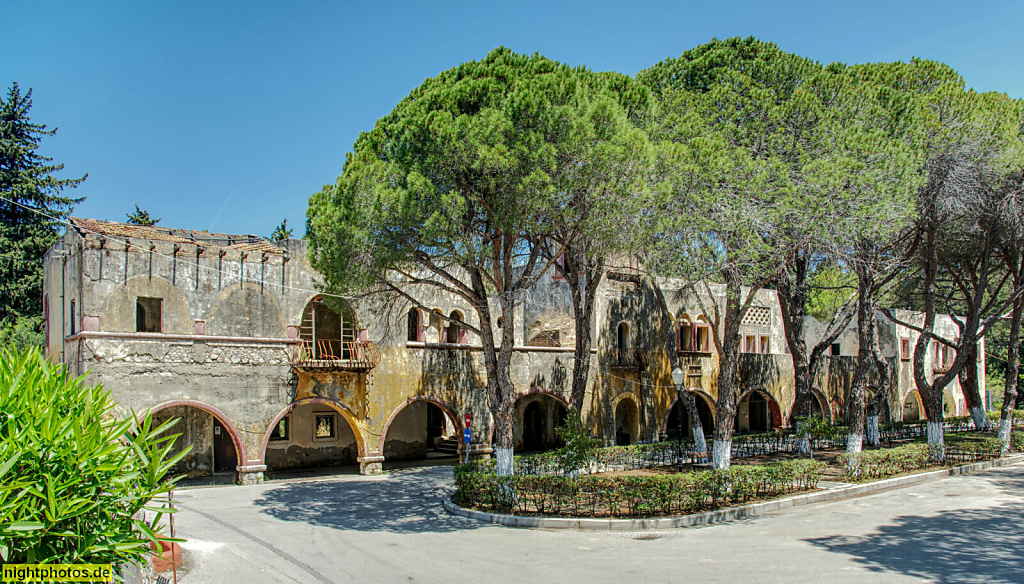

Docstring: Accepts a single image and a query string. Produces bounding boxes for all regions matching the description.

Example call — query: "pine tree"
[270,218,292,242]
[0,83,85,328]
[125,204,159,226]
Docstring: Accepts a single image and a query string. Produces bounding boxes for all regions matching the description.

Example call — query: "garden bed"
[454,429,1024,519]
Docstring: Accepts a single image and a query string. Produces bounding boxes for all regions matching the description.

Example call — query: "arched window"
[447,310,463,344]
[617,322,629,350]
[407,309,420,342]
[678,314,692,351]
[300,297,355,359]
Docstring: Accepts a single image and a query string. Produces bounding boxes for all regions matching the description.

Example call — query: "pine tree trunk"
[998,276,1022,448]
[650,280,707,454]
[712,275,743,470]
[846,275,872,457]
[865,415,880,447]
[958,343,990,431]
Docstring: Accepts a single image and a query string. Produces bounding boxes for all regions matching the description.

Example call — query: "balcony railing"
[294,340,380,372]
[609,348,650,372]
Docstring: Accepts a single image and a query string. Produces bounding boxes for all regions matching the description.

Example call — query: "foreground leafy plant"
[0,347,189,568]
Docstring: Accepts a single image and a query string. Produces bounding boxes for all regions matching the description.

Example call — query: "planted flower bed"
[454,459,825,518]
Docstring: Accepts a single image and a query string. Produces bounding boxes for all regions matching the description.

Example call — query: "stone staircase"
[434,438,459,457]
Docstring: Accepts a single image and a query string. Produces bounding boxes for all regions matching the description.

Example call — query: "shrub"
[553,410,600,476]
[0,348,188,566]
[839,443,932,481]
[454,459,825,518]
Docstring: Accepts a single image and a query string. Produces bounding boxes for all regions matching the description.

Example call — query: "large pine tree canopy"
[0,83,85,327]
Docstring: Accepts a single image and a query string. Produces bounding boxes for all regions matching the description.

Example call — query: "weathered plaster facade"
[43,218,984,484]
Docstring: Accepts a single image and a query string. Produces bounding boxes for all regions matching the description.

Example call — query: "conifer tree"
[0,83,85,328]
[125,204,159,226]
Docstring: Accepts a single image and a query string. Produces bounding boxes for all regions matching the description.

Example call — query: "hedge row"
[986,410,1024,426]
[454,459,826,518]
[838,432,1020,481]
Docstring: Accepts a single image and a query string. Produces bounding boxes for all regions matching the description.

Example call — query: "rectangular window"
[745,335,757,354]
[831,343,841,356]
[760,336,770,354]
[314,413,336,441]
[679,323,692,351]
[136,297,163,333]
[696,326,709,352]
[69,300,76,335]
[901,339,911,361]
[270,417,289,441]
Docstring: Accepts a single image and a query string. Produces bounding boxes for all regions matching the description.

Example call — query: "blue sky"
[3,0,1022,238]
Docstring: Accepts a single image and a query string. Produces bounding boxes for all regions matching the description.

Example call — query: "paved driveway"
[169,462,1024,583]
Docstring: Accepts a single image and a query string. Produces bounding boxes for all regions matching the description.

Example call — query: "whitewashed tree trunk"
[845,433,863,477]
[927,420,945,461]
[998,418,1013,452]
[712,438,731,469]
[691,423,708,454]
[495,446,514,476]
[969,405,990,432]
[794,436,812,456]
[865,415,880,447]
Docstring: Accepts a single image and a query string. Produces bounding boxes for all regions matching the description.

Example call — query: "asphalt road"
[168,462,1024,584]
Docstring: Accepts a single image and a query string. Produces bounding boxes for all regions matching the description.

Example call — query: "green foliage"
[270,218,293,242]
[0,315,44,352]
[805,265,857,322]
[125,204,159,226]
[0,347,188,565]
[839,444,932,481]
[306,47,653,299]
[552,410,599,475]
[454,459,825,518]
[0,83,84,328]
[795,414,840,442]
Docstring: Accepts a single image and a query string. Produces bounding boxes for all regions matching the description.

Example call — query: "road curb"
[442,453,1024,530]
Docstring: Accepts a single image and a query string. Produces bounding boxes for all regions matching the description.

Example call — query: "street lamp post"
[671,367,685,473]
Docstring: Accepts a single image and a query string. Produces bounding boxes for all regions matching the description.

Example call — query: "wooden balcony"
[293,340,381,372]
[609,348,650,372]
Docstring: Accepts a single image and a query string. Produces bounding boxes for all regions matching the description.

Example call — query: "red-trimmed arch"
[146,399,249,467]
[486,388,571,444]
[662,389,717,432]
[259,397,368,462]
[737,388,784,429]
[378,395,465,453]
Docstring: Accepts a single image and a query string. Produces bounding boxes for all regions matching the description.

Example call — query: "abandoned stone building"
[42,217,985,484]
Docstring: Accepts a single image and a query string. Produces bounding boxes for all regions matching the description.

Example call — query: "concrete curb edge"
[442,453,1024,530]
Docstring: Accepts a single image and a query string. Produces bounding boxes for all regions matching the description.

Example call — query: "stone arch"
[796,387,833,422]
[259,397,368,463]
[298,295,359,358]
[146,400,247,477]
[446,310,465,344]
[377,395,465,455]
[663,390,716,436]
[736,388,783,432]
[614,395,640,445]
[508,388,570,452]
[902,390,925,421]
[101,275,193,334]
[206,282,286,337]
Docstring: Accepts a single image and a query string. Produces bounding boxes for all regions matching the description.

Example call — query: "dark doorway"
[523,401,543,450]
[748,392,769,433]
[212,418,237,473]
[426,403,446,450]
[667,396,714,439]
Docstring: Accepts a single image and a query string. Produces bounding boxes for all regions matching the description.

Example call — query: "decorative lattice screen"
[742,306,771,327]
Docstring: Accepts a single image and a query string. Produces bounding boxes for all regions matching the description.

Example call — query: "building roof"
[69,217,287,255]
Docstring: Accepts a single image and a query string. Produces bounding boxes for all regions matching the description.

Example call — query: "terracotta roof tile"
[69,217,286,254]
